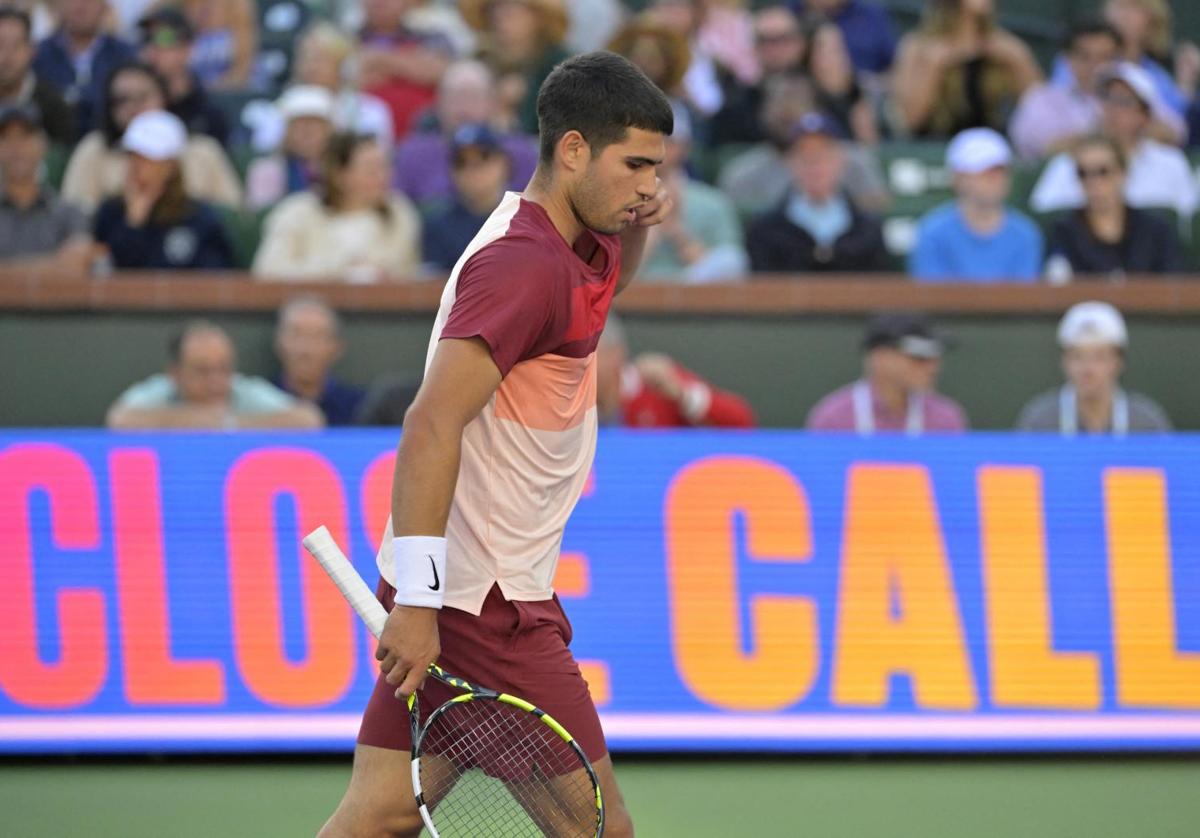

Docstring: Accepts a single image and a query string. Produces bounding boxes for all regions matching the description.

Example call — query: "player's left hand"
[633,178,674,228]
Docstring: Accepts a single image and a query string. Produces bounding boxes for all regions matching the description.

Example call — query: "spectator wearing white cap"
[909,127,1042,282]
[1016,301,1171,434]
[1011,20,1184,161]
[1045,134,1185,279]
[1030,62,1198,220]
[92,109,234,269]
[61,61,241,214]
[245,86,335,212]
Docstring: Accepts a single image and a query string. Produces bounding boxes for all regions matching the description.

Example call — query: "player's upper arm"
[405,337,503,434]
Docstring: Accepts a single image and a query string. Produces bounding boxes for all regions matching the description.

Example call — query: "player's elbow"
[400,401,462,452]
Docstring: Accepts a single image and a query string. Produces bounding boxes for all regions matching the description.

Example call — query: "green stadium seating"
[214,205,268,270]
[43,143,70,191]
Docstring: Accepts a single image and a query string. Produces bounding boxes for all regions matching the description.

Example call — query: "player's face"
[172,331,235,407]
[1063,344,1123,400]
[571,127,665,235]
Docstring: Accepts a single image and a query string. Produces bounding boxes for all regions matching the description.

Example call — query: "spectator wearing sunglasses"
[1030,62,1198,220]
[1045,135,1184,279]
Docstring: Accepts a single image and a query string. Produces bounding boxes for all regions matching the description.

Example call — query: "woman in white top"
[60,61,242,214]
[252,132,421,281]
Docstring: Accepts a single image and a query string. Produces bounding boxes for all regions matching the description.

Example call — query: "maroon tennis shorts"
[357,580,608,762]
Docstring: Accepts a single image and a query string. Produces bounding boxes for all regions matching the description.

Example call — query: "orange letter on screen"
[110,449,225,705]
[666,456,817,711]
[832,464,977,709]
[1106,468,1200,708]
[226,449,356,707]
[0,443,107,709]
[978,466,1100,709]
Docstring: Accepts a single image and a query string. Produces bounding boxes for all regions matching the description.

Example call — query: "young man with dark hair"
[318,51,673,838]
[137,8,229,145]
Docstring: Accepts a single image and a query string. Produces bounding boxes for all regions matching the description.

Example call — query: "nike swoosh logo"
[427,555,440,591]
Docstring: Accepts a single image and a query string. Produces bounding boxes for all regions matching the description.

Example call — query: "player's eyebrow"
[625,156,663,167]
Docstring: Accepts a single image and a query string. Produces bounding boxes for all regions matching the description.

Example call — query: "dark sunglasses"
[755,31,800,45]
[1076,164,1117,181]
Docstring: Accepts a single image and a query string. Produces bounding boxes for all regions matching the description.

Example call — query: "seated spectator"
[462,0,571,134]
[1010,20,1121,160]
[803,18,879,143]
[7,0,56,42]
[0,103,91,273]
[93,109,234,270]
[1027,19,1185,158]
[173,0,257,91]
[807,312,968,433]
[910,127,1042,282]
[892,0,1041,138]
[354,373,421,425]
[794,0,898,76]
[253,132,421,281]
[651,0,757,120]
[563,0,622,55]
[358,0,455,139]
[245,86,334,212]
[641,112,748,283]
[1017,301,1170,433]
[32,0,135,133]
[0,8,75,144]
[1031,63,1198,220]
[393,60,538,207]
[1045,135,1184,279]
[249,22,395,153]
[747,112,887,273]
[608,12,693,131]
[712,4,806,146]
[596,315,755,428]
[106,319,324,430]
[61,61,241,214]
[1101,0,1189,119]
[718,74,889,218]
[273,296,365,427]
[421,124,509,272]
[138,8,227,144]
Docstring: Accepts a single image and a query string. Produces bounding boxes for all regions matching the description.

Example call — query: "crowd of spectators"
[3,0,1200,282]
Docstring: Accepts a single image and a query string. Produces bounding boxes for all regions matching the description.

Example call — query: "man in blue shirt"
[32,0,134,134]
[910,127,1043,283]
[273,296,365,426]
[793,0,897,75]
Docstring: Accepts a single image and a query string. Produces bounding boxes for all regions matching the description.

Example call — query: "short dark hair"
[1064,18,1121,52]
[0,7,32,40]
[102,61,170,146]
[1073,133,1128,172]
[535,51,673,166]
[168,320,229,364]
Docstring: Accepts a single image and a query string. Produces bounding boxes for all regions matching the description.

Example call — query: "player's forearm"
[616,225,649,293]
[391,406,463,538]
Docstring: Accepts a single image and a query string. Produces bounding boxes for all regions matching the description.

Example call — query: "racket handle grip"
[302,525,389,638]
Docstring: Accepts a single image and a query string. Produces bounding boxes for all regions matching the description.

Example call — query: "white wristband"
[392,536,447,608]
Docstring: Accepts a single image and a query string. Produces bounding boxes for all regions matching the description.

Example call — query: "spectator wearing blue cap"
[910,127,1043,282]
[747,112,887,273]
[420,123,511,272]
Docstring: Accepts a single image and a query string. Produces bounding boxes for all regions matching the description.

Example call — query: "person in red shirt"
[597,314,756,427]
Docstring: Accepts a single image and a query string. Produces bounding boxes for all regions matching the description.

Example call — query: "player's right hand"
[377,605,440,700]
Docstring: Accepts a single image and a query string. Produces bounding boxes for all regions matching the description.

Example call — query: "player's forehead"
[602,127,666,163]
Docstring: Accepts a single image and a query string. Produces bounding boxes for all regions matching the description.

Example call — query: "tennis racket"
[302,526,605,838]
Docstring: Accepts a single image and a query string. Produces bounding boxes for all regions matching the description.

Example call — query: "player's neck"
[523,173,585,245]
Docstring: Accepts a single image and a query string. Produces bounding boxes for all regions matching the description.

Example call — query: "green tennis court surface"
[2,757,1197,837]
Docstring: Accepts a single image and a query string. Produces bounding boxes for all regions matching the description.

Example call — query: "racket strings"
[418,698,596,837]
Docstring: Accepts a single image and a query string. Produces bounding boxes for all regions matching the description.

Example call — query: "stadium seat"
[43,143,70,191]
[214,205,268,270]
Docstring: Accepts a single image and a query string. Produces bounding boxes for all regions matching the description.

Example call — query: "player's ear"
[557,130,589,173]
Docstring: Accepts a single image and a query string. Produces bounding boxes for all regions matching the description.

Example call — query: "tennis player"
[318,52,673,837]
